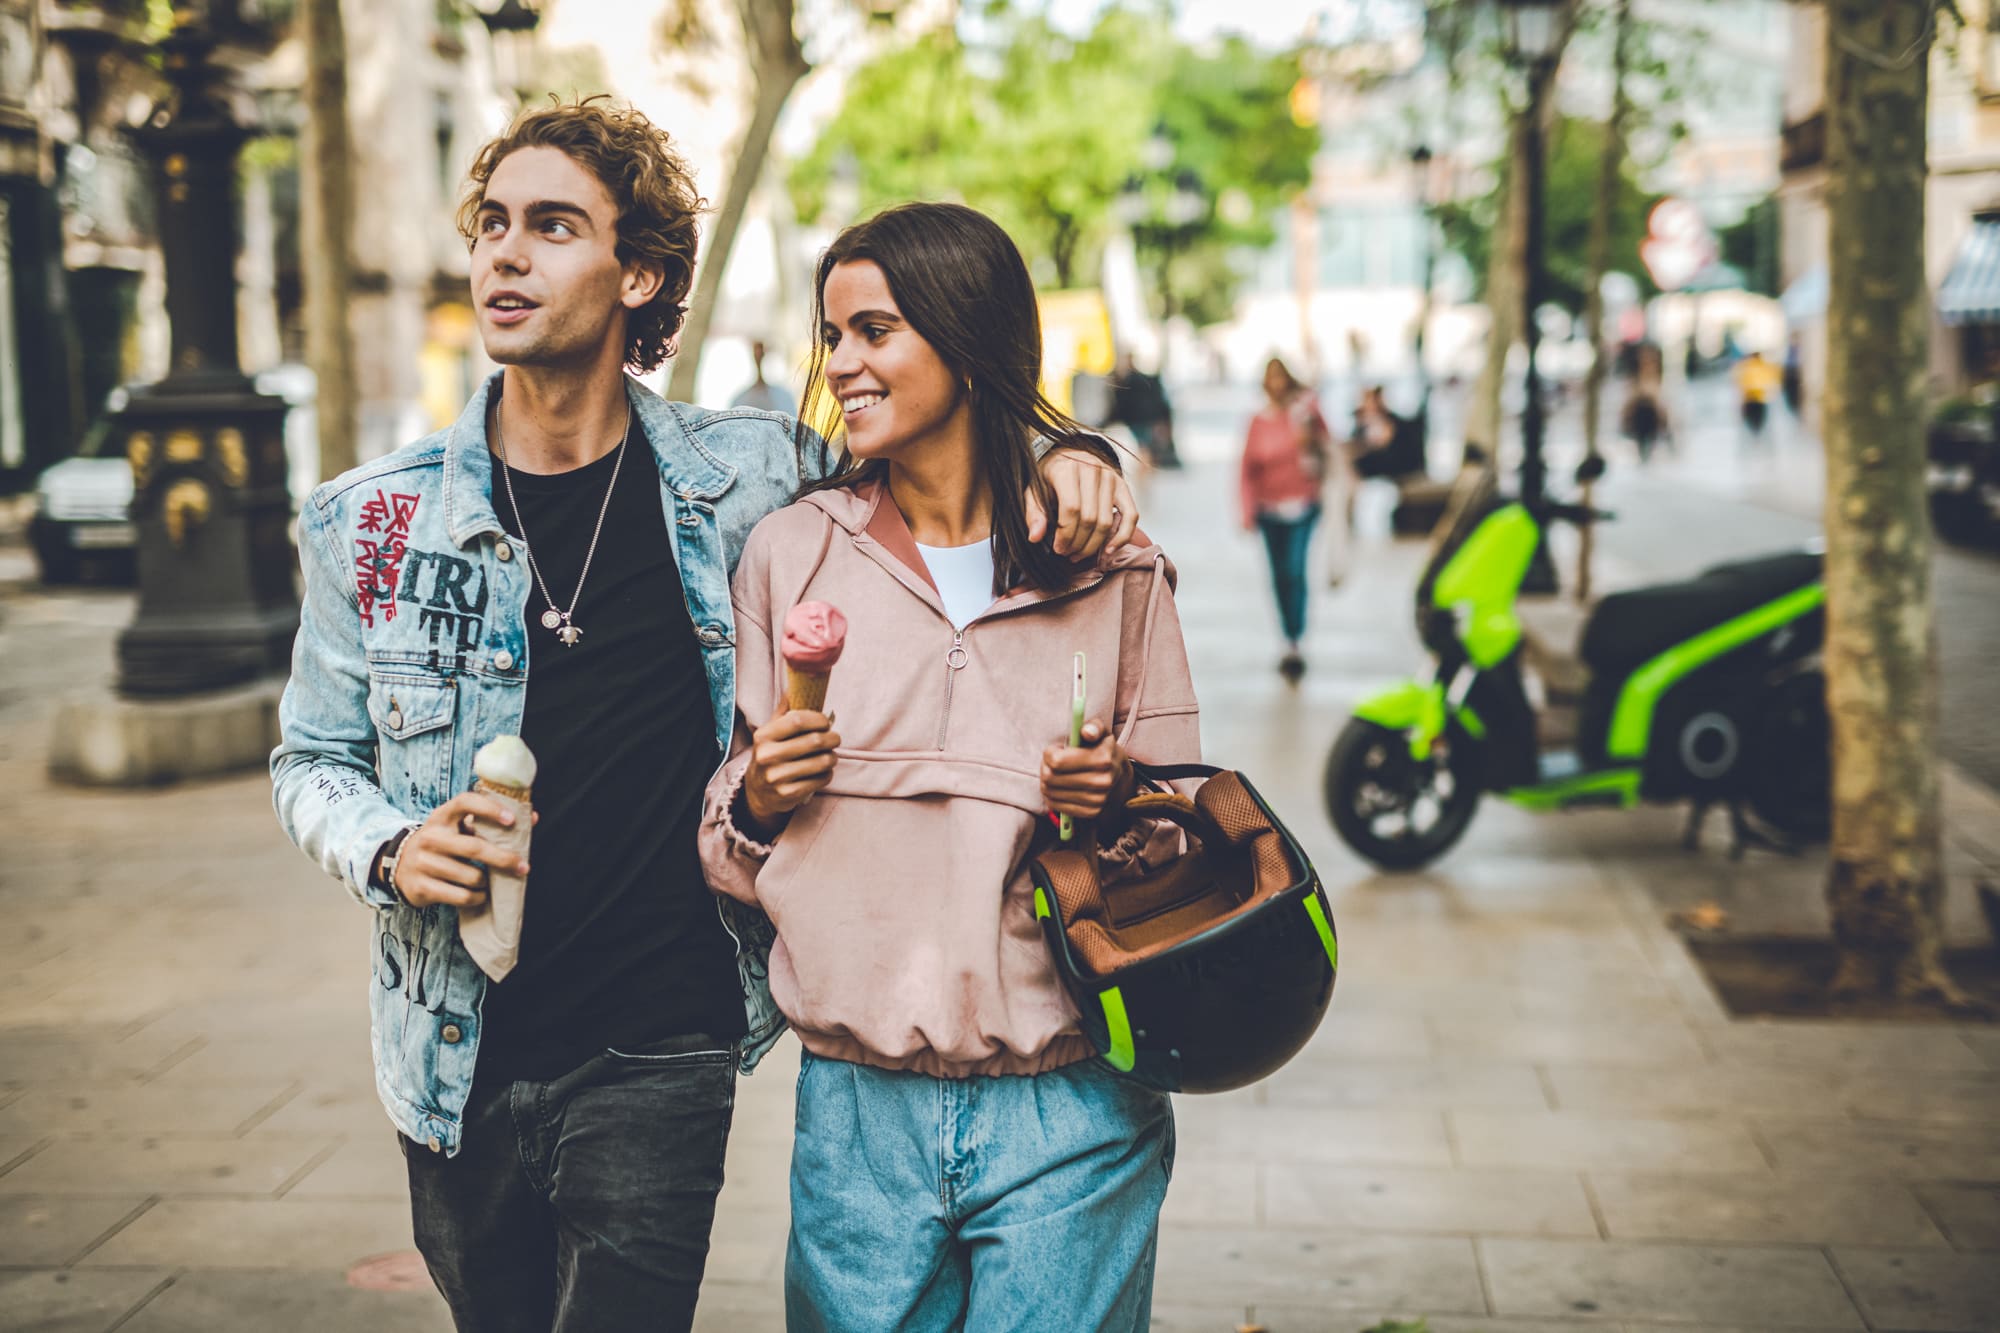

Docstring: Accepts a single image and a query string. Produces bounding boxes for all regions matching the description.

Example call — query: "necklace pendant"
[540,609,564,631]
[557,623,583,647]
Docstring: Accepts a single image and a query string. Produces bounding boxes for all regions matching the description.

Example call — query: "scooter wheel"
[1324,718,1481,872]
[1746,670,1832,843]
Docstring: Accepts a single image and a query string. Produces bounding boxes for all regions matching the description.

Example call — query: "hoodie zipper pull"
[939,630,967,750]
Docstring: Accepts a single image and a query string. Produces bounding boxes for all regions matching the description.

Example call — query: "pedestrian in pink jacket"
[698,203,1202,1332]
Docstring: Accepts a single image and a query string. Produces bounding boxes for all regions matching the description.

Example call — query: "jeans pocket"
[602,1032,734,1065]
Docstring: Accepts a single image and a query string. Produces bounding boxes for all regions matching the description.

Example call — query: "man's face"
[468,147,656,370]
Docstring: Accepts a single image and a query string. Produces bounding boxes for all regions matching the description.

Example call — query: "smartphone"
[1061,652,1085,842]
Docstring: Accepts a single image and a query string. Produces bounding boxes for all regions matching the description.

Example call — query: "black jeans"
[403,1033,737,1333]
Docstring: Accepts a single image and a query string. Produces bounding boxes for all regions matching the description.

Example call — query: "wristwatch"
[376,825,420,903]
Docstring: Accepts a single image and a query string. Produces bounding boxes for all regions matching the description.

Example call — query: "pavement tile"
[1831,1246,2000,1332]
[1840,1070,2000,1124]
[0,1134,336,1197]
[1151,1309,1616,1333]
[1587,1170,1947,1246]
[1299,1011,1438,1061]
[1449,1111,1770,1173]
[1479,1238,1863,1327]
[1153,1226,1486,1313]
[1911,1181,2000,1250]
[239,1083,389,1138]
[0,1031,202,1084]
[1755,1117,2000,1179]
[0,1268,171,1333]
[111,1270,450,1333]
[1703,1024,1991,1072]
[690,1278,784,1332]
[78,1197,414,1269]
[1162,1157,1261,1227]
[1171,1105,1454,1168]
[0,1083,291,1138]
[1262,1163,1598,1237]
[1262,1060,1550,1112]
[1542,1063,1845,1116]
[701,1205,788,1286]
[1427,1017,1706,1067]
[1961,1029,2000,1071]
[281,1136,410,1200]
[0,1195,150,1265]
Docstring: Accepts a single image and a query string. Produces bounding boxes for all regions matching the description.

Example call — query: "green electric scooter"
[1324,456,1831,872]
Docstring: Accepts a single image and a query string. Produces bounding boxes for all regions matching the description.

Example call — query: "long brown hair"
[795,202,1117,595]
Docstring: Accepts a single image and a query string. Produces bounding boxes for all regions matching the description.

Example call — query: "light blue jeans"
[785,1052,1175,1332]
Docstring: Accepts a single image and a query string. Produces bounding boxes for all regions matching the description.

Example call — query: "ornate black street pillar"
[111,15,296,696]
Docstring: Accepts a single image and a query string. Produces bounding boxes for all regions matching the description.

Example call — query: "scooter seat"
[1580,551,1822,673]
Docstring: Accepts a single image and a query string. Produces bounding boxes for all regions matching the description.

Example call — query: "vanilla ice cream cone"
[460,736,536,982]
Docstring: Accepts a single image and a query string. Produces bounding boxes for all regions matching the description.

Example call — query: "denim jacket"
[271,371,815,1156]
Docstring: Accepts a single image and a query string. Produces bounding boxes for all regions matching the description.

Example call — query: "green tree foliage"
[1719,193,1780,297]
[1435,113,1656,316]
[791,6,1313,320]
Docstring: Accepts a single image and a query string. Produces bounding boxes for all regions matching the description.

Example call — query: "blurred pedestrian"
[1782,333,1804,416]
[269,100,1139,1333]
[1102,351,1180,469]
[1619,379,1669,461]
[731,338,796,415]
[1736,349,1781,439]
[1241,356,1329,680]
[704,201,1189,1333]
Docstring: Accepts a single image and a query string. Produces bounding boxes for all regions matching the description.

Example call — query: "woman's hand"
[743,709,842,830]
[1041,720,1135,823]
[1027,449,1140,559]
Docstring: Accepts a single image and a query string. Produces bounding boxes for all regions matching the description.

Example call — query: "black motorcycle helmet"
[1030,764,1338,1093]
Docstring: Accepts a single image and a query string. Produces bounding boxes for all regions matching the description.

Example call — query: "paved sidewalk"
[3,460,1998,1333]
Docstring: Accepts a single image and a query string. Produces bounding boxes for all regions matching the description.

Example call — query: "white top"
[916,539,998,631]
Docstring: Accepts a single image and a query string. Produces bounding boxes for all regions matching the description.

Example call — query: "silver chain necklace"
[493,402,631,648]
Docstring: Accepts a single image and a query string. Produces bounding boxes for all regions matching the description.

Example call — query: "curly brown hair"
[456,96,706,374]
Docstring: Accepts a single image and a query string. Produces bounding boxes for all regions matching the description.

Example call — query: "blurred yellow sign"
[1039,288,1114,417]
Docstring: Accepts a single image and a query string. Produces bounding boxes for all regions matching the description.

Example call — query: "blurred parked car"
[26,367,319,585]
[1927,399,2000,546]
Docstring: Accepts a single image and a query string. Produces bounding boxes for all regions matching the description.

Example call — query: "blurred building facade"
[1780,0,2000,419]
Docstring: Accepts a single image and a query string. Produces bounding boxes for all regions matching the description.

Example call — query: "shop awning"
[1938,219,2000,325]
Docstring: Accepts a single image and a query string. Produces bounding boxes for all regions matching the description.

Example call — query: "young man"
[270,99,1137,1333]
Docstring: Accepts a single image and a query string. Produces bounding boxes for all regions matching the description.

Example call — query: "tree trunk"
[1821,0,1965,1007]
[1575,0,1632,602]
[301,0,357,480]
[666,0,807,404]
[1466,101,1528,457]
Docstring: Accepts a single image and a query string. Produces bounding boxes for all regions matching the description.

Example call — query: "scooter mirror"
[1575,455,1607,485]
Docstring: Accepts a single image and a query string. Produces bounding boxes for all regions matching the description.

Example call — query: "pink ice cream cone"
[781,601,847,713]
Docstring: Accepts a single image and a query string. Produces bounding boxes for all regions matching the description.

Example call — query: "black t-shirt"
[476,417,746,1084]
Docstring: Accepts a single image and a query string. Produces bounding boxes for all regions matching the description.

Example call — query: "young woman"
[698,202,1200,1332]
[1239,356,1329,680]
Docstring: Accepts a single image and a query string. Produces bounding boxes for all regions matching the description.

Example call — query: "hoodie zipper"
[938,630,967,750]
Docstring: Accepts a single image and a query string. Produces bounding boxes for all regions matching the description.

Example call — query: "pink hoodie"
[699,481,1202,1078]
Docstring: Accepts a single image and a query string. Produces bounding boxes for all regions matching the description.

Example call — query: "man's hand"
[390,792,531,909]
[743,709,841,830]
[1041,720,1135,822]
[1028,449,1140,559]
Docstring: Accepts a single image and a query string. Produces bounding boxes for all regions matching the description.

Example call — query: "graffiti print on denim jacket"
[396,549,490,671]
[355,491,421,628]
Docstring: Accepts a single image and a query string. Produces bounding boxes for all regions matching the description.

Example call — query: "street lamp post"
[1499,0,1564,593]
[1410,143,1435,419]
[110,12,297,696]
[478,0,543,107]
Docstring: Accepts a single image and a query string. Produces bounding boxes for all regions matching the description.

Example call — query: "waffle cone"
[784,665,830,713]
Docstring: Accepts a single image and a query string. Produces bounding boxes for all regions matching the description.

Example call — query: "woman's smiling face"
[821,259,970,464]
